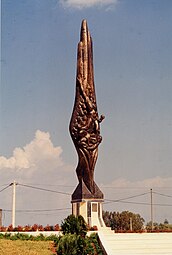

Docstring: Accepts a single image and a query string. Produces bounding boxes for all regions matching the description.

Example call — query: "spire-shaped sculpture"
[70,20,104,195]
[70,20,105,228]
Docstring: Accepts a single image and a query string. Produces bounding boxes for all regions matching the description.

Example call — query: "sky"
[1,0,172,227]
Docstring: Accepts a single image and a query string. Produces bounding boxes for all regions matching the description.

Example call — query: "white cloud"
[59,0,119,9]
[0,130,63,171]
[103,176,172,189]
[0,130,76,226]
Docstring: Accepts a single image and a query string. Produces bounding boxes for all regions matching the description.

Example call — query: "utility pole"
[0,209,2,227]
[10,181,17,228]
[130,217,133,232]
[150,188,153,231]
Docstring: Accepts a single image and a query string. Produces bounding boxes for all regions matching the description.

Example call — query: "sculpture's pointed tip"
[82,19,87,26]
[81,19,87,30]
[80,19,88,41]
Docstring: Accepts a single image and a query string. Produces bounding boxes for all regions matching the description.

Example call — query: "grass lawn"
[0,239,55,255]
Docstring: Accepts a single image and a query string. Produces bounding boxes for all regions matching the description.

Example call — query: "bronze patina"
[70,20,104,197]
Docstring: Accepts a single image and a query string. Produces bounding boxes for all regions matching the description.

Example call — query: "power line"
[104,199,172,207]
[0,184,11,194]
[120,201,172,207]
[16,183,172,199]
[22,212,68,216]
[153,191,172,199]
[101,186,172,190]
[2,182,172,217]
[17,208,71,212]
[3,208,71,213]
[18,183,71,196]
[104,190,172,206]
[0,184,10,187]
[10,181,172,190]
[104,192,149,204]
[22,183,74,188]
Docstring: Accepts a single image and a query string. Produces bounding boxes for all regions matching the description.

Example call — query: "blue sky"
[1,0,172,226]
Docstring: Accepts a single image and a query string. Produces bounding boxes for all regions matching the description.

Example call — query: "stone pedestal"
[72,199,105,228]
[71,180,106,228]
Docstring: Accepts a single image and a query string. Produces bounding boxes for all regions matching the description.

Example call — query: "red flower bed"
[0,224,61,232]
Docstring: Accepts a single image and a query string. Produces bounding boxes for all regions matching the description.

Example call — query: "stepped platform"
[98,230,172,255]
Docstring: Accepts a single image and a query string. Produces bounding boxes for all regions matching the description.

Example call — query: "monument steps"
[97,231,172,255]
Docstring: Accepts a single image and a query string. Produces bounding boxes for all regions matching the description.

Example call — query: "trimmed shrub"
[56,233,86,255]
[61,214,87,237]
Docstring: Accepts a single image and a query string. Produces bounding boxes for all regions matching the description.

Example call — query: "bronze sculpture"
[70,20,104,196]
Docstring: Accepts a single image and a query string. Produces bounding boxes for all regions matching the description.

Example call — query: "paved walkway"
[98,229,172,255]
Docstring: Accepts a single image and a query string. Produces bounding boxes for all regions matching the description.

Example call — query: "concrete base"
[72,200,106,228]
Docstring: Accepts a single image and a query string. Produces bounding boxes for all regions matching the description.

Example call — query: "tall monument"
[70,20,105,228]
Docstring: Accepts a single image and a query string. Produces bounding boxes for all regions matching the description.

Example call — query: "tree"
[58,215,103,255]
[164,219,169,225]
[57,234,86,255]
[61,214,88,237]
[146,219,172,232]
[103,210,145,232]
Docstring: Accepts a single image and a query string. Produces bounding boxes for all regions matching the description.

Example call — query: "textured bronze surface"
[70,20,104,196]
